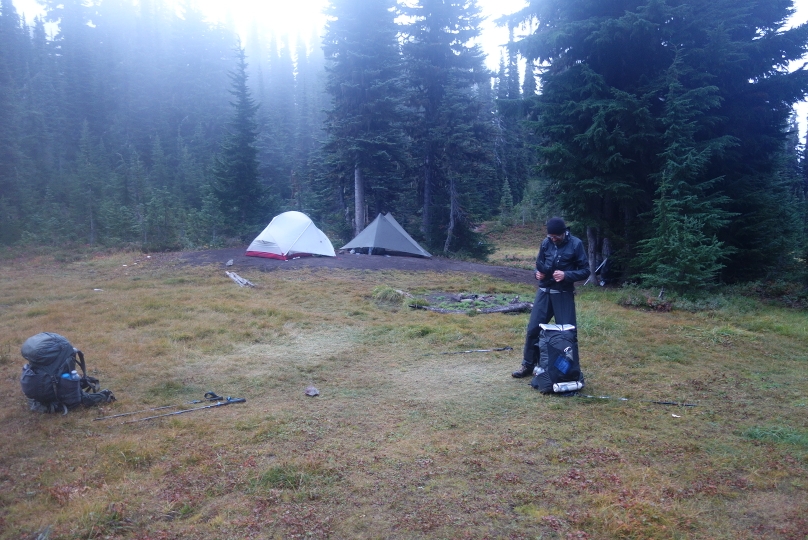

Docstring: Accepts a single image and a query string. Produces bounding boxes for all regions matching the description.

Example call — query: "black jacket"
[535,233,590,292]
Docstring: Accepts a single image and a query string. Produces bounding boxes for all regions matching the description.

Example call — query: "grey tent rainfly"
[342,213,431,258]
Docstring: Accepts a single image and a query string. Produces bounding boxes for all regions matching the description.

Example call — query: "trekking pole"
[576,394,697,407]
[119,396,247,424]
[438,346,513,355]
[93,391,224,421]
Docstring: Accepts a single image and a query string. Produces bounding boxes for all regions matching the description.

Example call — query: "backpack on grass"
[20,332,115,414]
[531,324,585,395]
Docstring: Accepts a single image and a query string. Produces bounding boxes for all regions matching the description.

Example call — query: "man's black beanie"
[546,217,566,235]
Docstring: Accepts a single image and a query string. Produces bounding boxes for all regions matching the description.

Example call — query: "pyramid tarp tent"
[342,213,431,258]
[246,211,336,260]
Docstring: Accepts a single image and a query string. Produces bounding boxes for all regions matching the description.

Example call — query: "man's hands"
[536,270,566,282]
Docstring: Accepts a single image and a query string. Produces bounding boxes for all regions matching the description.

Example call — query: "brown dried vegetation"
[0,243,806,539]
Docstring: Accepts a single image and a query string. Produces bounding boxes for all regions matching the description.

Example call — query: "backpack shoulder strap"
[73,350,100,393]
[74,350,87,377]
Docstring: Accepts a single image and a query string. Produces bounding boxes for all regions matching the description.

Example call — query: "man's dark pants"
[521,288,577,370]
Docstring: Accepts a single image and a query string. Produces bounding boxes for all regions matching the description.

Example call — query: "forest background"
[1,0,808,293]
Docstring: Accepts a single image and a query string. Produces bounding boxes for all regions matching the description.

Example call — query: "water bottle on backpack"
[61,370,80,381]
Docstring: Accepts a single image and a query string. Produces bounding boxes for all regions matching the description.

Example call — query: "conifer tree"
[493,30,540,230]
[211,44,264,238]
[522,59,536,97]
[262,34,297,204]
[0,0,27,83]
[510,0,808,282]
[168,1,233,159]
[495,54,507,101]
[1,0,239,248]
[505,25,520,100]
[292,34,327,213]
[401,0,494,254]
[499,178,514,225]
[43,0,105,160]
[21,18,59,187]
[74,122,104,244]
[637,62,734,291]
[0,0,26,244]
[320,0,406,237]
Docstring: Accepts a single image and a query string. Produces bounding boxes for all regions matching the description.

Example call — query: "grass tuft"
[371,285,406,304]
[0,341,12,365]
[743,426,808,447]
[251,465,312,491]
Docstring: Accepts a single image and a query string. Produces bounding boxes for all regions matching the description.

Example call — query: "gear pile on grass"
[372,286,532,315]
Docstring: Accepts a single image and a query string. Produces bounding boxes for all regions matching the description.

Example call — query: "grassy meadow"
[1,234,807,539]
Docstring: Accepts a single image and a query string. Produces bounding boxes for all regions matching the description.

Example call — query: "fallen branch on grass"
[409,302,532,314]
[225,271,255,288]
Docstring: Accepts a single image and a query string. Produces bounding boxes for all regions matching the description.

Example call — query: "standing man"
[512,217,590,378]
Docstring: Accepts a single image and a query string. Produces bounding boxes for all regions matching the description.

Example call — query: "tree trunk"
[600,236,612,284]
[354,163,364,237]
[87,187,96,245]
[444,173,457,253]
[586,225,598,285]
[422,155,431,242]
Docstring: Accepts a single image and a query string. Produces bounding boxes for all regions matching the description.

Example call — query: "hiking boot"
[511,365,534,378]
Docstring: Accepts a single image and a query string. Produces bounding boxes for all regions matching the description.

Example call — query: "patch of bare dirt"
[176,247,537,285]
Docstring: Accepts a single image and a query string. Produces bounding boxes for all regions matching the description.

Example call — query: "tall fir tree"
[256,34,297,205]
[522,59,536,97]
[493,29,539,229]
[401,0,495,254]
[43,0,105,161]
[20,18,60,190]
[320,0,406,237]
[0,0,25,244]
[636,58,734,291]
[495,54,507,101]
[292,34,328,214]
[511,0,808,283]
[168,1,233,161]
[211,44,264,238]
[73,122,104,245]
[505,24,520,100]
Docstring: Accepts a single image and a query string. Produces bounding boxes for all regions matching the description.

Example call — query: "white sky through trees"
[11,0,808,138]
[11,0,526,69]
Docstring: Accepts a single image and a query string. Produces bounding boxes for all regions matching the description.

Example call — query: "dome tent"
[246,211,335,260]
[342,213,431,258]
